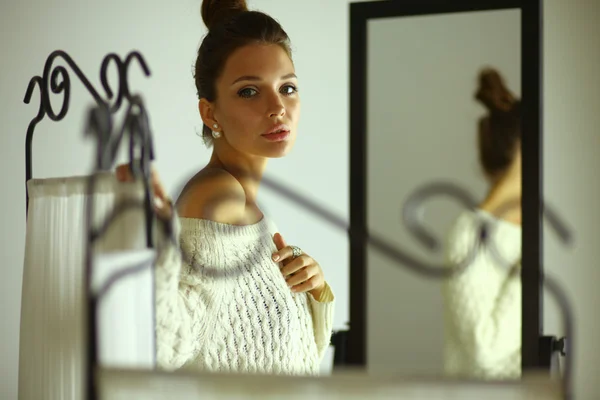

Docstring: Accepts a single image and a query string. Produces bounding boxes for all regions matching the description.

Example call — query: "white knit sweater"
[153,214,335,375]
[442,209,521,380]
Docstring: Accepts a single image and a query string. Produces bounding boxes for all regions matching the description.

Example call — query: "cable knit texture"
[442,209,521,380]
[153,214,335,376]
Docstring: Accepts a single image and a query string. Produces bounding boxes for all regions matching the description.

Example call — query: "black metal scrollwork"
[83,95,160,400]
[403,181,574,271]
[23,50,151,216]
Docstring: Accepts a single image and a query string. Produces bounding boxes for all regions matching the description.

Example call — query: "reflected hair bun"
[475,67,518,115]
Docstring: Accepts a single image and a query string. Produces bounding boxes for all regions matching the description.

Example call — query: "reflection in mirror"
[442,67,522,380]
[366,9,522,379]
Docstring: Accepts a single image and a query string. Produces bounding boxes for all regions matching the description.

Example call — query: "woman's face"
[203,43,301,159]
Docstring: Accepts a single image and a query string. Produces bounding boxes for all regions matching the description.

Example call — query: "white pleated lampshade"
[19,172,153,400]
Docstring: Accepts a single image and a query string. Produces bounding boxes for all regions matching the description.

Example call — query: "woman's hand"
[272,233,326,300]
[115,163,173,219]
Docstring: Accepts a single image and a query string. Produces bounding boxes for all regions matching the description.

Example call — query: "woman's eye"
[238,85,297,98]
[281,85,298,96]
[238,88,258,98]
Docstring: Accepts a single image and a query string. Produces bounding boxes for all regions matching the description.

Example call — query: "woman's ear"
[198,99,218,129]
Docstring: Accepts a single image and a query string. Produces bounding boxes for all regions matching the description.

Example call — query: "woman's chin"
[267,150,292,159]
[262,142,295,159]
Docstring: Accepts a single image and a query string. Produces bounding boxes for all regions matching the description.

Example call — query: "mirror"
[348,1,541,381]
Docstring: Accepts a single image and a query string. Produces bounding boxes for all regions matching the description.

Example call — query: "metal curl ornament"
[23,49,152,216]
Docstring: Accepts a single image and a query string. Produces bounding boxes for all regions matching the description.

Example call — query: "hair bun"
[475,67,517,114]
[201,0,249,30]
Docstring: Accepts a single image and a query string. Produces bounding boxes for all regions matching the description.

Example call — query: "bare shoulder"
[176,168,246,224]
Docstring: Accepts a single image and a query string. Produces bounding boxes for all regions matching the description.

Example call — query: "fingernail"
[272,254,280,261]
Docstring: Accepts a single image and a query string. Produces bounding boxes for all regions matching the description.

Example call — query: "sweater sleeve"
[153,214,202,370]
[306,281,335,361]
[443,216,521,377]
[262,217,336,361]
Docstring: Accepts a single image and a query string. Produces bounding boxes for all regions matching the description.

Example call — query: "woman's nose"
[269,106,285,118]
[267,94,286,118]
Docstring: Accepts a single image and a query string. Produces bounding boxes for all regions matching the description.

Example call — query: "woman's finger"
[272,245,306,264]
[151,170,168,200]
[285,264,317,287]
[273,233,287,252]
[115,164,134,182]
[272,246,293,263]
[290,275,321,293]
[115,163,172,219]
[116,165,166,198]
[280,255,311,277]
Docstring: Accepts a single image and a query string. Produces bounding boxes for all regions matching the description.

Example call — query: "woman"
[442,68,522,380]
[116,0,335,376]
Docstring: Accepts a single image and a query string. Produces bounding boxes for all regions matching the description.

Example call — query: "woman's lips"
[261,130,290,142]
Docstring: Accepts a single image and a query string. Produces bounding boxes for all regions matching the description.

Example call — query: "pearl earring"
[212,123,221,139]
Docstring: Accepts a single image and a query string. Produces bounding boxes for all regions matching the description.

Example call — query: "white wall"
[366,9,521,376]
[0,0,598,399]
[541,1,600,398]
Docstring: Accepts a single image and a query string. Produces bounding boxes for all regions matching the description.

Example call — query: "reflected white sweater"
[442,209,521,380]
[154,215,335,375]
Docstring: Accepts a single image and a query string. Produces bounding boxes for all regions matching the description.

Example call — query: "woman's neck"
[208,146,267,203]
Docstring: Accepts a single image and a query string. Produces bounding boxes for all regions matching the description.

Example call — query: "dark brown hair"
[195,0,292,141]
[475,67,521,179]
